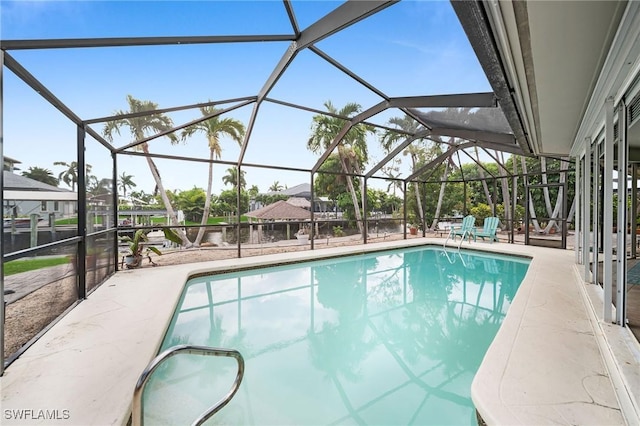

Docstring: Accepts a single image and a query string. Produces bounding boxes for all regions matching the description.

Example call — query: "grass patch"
[184,216,250,225]
[4,257,71,276]
[56,215,253,227]
[149,216,250,226]
[56,217,107,225]
[55,217,78,225]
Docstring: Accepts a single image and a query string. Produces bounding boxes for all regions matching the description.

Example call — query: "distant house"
[3,171,76,219]
[266,183,312,199]
[251,183,333,213]
[3,156,21,172]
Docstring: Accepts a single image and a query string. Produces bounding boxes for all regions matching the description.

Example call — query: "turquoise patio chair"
[450,215,476,242]
[474,217,500,243]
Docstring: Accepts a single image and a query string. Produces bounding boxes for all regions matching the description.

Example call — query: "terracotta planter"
[409,227,418,236]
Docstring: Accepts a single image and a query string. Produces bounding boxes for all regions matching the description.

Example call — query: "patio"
[1,239,633,425]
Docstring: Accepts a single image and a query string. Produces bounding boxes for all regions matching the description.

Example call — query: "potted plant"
[120,229,160,269]
[407,214,418,235]
[296,226,310,245]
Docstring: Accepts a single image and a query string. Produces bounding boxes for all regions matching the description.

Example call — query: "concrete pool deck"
[1,239,639,425]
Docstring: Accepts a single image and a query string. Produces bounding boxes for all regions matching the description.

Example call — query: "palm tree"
[21,166,58,186]
[54,161,92,191]
[308,101,375,235]
[130,190,153,205]
[495,150,512,231]
[102,95,191,246]
[474,146,494,209]
[248,185,260,198]
[380,159,403,198]
[380,116,427,225]
[87,177,112,197]
[181,106,245,246]
[425,107,514,230]
[118,172,136,201]
[222,166,246,189]
[268,181,283,192]
[431,142,456,229]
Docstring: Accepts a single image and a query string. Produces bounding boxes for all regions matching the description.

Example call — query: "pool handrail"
[443,215,475,249]
[444,228,473,250]
[132,344,245,426]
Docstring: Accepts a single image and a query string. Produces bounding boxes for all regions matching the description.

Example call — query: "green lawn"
[4,257,71,276]
[152,216,250,226]
[184,216,250,225]
[55,217,105,225]
[57,216,250,226]
[55,217,78,225]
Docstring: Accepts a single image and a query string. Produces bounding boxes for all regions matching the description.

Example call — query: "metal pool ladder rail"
[132,344,245,426]
[443,228,471,250]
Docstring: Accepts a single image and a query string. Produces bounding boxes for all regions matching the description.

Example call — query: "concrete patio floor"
[1,239,639,425]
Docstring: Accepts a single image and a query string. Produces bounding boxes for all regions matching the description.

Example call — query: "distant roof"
[3,156,21,164]
[286,197,310,209]
[3,171,76,201]
[246,200,311,220]
[267,183,311,198]
[3,171,70,192]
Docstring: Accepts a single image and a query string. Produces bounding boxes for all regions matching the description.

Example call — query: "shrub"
[469,203,492,224]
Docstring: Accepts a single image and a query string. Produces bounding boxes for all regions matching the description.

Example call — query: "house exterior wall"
[568,5,640,417]
[572,3,640,322]
[4,199,76,219]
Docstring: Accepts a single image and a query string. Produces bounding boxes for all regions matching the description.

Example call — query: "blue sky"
[1,0,490,196]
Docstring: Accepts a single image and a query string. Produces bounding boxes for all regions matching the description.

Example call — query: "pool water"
[144,246,529,425]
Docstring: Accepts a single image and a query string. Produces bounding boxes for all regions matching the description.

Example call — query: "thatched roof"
[286,197,311,209]
[246,200,311,220]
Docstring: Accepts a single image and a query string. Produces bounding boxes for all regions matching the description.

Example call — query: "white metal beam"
[592,139,600,285]
[583,139,591,276]
[603,97,614,323]
[575,155,580,264]
[615,101,627,326]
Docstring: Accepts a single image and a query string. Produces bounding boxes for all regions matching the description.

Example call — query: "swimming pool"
[143,246,530,425]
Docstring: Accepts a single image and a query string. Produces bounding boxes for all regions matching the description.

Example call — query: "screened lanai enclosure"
[1,0,617,373]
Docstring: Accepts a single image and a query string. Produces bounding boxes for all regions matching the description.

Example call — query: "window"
[54,201,59,211]
[41,201,47,211]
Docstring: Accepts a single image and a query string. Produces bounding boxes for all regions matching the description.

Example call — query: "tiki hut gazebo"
[284,197,311,209]
[245,200,312,242]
